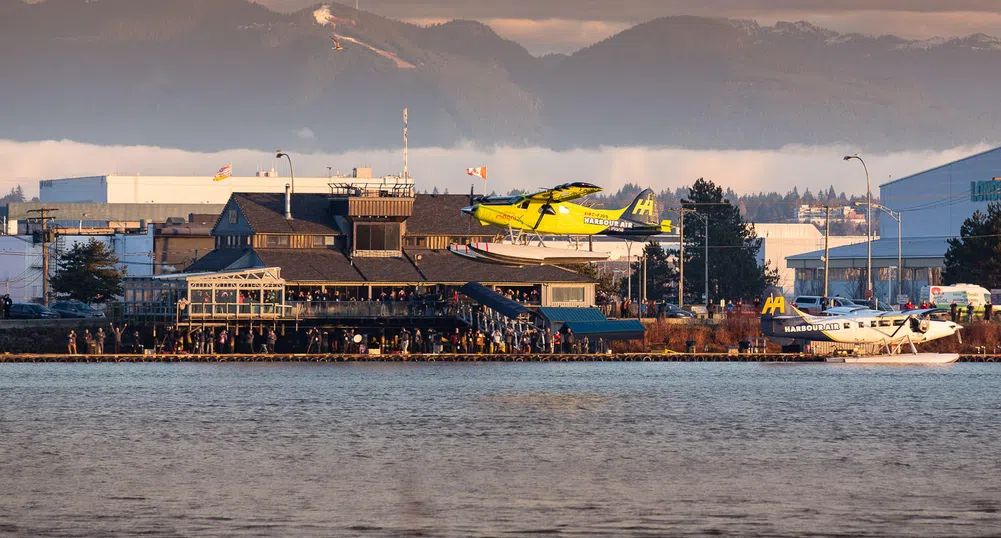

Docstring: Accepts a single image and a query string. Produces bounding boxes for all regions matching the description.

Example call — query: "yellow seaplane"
[451,182,673,266]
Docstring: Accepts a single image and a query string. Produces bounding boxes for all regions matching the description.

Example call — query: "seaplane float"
[760,286,963,364]
[449,182,673,266]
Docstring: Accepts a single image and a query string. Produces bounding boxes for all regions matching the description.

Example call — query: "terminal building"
[788,146,1001,303]
[122,183,630,347]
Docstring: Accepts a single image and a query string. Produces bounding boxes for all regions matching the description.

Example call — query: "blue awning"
[459,282,529,320]
[564,320,646,341]
[537,307,607,323]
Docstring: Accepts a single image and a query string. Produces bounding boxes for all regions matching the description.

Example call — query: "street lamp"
[687,212,709,307]
[844,153,872,300]
[276,150,295,193]
[857,201,902,305]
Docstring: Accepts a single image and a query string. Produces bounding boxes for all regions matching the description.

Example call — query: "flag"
[213,163,232,182]
[466,166,487,180]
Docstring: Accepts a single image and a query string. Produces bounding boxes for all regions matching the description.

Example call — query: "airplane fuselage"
[467,201,662,237]
[763,309,961,345]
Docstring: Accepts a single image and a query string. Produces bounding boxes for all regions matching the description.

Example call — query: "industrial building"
[39,168,402,204]
[753,224,867,292]
[789,146,1001,303]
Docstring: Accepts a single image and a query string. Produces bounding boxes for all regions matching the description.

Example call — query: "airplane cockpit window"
[480,196,522,205]
[520,200,531,209]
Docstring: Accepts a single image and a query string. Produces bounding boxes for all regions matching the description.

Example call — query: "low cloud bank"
[1,139,993,199]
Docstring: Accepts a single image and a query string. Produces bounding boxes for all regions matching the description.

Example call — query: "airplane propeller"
[533,192,557,231]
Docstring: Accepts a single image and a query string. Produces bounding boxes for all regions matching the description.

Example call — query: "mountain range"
[2,0,1000,153]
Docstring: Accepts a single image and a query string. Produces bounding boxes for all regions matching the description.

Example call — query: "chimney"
[284,183,293,220]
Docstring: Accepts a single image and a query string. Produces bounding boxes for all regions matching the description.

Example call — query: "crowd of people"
[63,323,605,355]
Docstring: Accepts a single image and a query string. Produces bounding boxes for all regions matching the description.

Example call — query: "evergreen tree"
[942,202,1001,288]
[682,178,778,304]
[619,242,678,301]
[50,239,126,304]
[1,185,25,205]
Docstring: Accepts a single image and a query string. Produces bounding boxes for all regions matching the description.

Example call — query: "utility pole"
[27,208,59,306]
[824,205,830,298]
[642,251,648,311]
[674,208,698,308]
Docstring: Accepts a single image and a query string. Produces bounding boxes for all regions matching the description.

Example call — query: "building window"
[355,222,401,251]
[552,286,585,303]
[228,209,238,224]
[264,235,290,248]
[324,235,337,246]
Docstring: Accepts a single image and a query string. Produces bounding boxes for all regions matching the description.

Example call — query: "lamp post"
[686,212,709,307]
[857,201,902,305]
[844,154,872,299]
[276,150,295,193]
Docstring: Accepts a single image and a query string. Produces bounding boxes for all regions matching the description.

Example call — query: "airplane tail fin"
[759,286,788,336]
[622,188,660,226]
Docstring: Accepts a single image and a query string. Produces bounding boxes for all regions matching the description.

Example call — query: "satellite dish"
[353,334,362,344]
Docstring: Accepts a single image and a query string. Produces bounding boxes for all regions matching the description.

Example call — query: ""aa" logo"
[761,296,785,315]
[632,199,655,216]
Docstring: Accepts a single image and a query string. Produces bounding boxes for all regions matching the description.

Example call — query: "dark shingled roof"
[410,249,594,284]
[408,194,503,236]
[241,248,594,285]
[253,249,363,282]
[351,255,425,283]
[234,193,340,235]
[184,248,252,273]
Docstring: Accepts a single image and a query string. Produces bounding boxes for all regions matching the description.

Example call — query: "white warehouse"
[40,168,407,204]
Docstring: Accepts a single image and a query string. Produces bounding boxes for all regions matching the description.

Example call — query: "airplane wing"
[524,182,602,203]
[895,308,949,318]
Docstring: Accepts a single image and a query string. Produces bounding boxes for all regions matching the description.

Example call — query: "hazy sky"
[260,0,1001,53]
[3,139,990,207]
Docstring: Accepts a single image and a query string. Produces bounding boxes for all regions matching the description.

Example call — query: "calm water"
[1,363,1000,537]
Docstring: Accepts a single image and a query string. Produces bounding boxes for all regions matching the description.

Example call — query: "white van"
[920,284,991,309]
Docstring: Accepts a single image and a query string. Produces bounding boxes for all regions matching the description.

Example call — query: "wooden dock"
[1,353,1000,363]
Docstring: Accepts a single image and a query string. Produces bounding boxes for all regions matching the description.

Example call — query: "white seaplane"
[759,286,963,364]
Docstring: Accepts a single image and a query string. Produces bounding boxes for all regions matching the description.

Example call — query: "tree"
[682,178,778,304]
[50,239,126,303]
[562,262,616,294]
[942,202,1001,288]
[619,242,678,301]
[0,185,25,205]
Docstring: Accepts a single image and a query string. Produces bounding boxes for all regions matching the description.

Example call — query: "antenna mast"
[403,107,410,180]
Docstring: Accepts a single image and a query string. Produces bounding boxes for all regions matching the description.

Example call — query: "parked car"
[792,296,856,315]
[659,304,694,318]
[9,303,60,319]
[49,301,106,319]
[851,299,895,312]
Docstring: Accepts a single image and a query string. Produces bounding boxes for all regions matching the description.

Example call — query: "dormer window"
[355,222,401,252]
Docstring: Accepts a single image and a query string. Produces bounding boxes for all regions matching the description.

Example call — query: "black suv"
[9,303,60,319]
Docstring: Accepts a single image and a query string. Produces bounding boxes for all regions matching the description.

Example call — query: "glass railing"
[289,300,456,319]
[187,303,293,319]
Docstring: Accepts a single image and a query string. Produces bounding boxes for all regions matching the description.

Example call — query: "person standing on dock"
[132,330,143,354]
[267,329,277,353]
[67,330,77,355]
[95,328,106,354]
[950,301,959,322]
[83,330,94,354]
[401,328,410,354]
[967,303,975,323]
[110,323,127,354]
[985,300,993,322]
